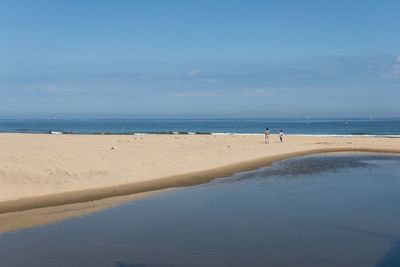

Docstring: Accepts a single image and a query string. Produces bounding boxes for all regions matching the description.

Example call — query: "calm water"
[1,153,400,267]
[0,118,400,135]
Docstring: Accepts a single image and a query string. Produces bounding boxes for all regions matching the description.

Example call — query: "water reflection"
[217,152,399,184]
[0,191,157,234]
[0,153,399,267]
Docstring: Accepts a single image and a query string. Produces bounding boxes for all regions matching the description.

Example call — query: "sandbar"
[0,133,399,214]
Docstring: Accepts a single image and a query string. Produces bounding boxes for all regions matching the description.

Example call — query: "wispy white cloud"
[186,69,202,77]
[22,85,81,93]
[171,91,217,97]
[380,54,400,78]
[199,78,220,83]
[393,54,400,76]
[20,84,148,94]
[171,88,273,98]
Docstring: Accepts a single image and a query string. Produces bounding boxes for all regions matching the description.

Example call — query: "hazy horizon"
[1,1,399,117]
[0,112,399,120]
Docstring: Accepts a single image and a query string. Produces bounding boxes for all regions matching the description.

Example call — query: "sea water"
[0,118,399,135]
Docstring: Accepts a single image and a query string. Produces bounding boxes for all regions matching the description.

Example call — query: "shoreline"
[0,133,400,214]
[1,147,399,214]
[0,191,158,234]
[4,131,400,137]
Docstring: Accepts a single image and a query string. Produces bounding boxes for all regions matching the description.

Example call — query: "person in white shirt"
[264,128,270,144]
[279,130,284,143]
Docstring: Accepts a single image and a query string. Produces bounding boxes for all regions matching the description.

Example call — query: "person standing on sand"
[265,128,270,144]
[279,130,284,143]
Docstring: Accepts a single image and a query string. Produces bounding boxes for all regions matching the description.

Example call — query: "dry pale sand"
[0,133,399,214]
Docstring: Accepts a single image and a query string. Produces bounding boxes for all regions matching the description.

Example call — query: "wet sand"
[0,133,399,214]
[0,191,159,233]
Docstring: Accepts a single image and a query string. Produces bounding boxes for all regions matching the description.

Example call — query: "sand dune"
[0,133,399,214]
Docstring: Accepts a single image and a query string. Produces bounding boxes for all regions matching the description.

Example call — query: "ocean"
[0,118,399,136]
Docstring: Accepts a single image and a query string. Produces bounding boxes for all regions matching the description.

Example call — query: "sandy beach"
[0,133,399,214]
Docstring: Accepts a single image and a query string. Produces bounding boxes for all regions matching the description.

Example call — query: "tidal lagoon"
[1,153,399,267]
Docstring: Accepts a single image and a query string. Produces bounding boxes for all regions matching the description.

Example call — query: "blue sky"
[0,0,399,117]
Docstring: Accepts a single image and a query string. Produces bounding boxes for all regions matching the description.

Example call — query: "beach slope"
[0,133,399,213]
